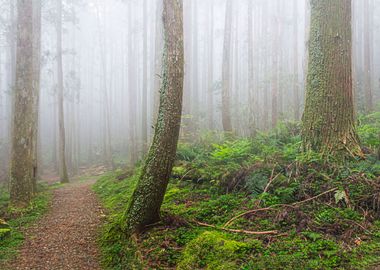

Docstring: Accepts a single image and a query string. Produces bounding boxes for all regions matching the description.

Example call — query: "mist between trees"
[0,0,379,183]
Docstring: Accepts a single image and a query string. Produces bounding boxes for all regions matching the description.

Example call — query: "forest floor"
[5,179,104,270]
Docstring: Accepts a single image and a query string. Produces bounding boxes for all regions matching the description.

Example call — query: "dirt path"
[8,180,104,270]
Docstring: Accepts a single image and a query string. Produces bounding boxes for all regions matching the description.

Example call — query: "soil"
[7,179,104,270]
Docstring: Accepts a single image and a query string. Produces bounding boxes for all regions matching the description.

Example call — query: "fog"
[0,0,379,181]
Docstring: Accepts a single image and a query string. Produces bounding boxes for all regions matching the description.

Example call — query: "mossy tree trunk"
[302,0,362,157]
[124,0,184,235]
[10,0,35,207]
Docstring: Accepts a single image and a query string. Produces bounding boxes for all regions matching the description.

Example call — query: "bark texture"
[124,0,184,234]
[10,0,35,207]
[302,0,362,157]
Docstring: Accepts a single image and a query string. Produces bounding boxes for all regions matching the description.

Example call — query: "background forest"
[0,0,380,269]
[0,0,378,177]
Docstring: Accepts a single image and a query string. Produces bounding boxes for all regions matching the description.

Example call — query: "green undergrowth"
[94,112,380,269]
[0,183,51,266]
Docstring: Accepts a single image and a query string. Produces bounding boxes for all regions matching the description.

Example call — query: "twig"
[194,220,278,235]
[264,172,281,194]
[291,188,338,206]
[180,169,195,182]
[224,188,338,228]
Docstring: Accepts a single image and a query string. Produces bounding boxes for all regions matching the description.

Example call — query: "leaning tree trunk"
[57,0,69,183]
[10,0,35,207]
[302,0,362,158]
[124,0,184,235]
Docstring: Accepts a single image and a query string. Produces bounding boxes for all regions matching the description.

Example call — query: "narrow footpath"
[8,180,104,270]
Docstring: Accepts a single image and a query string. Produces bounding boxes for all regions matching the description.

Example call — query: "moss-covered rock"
[177,231,262,270]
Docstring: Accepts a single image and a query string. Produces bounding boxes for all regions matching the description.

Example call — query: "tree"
[124,0,184,235]
[363,0,374,112]
[141,0,148,152]
[221,0,232,132]
[293,0,300,120]
[302,0,362,157]
[207,0,214,129]
[9,0,35,207]
[31,0,42,193]
[56,0,69,183]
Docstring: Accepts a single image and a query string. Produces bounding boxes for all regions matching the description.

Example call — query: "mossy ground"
[0,183,51,266]
[94,111,380,269]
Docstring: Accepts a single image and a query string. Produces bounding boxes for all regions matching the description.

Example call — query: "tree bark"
[124,0,184,235]
[57,0,69,183]
[302,0,362,158]
[10,0,35,207]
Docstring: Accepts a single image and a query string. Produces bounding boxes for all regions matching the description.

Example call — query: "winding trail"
[8,180,104,270]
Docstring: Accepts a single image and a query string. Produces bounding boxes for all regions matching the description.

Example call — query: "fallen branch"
[194,220,278,235]
[224,188,338,228]
[291,188,338,206]
[263,171,281,194]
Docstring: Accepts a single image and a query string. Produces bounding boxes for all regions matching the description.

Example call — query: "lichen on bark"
[123,0,184,236]
[302,0,363,158]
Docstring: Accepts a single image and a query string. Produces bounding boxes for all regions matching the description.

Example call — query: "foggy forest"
[0,0,380,269]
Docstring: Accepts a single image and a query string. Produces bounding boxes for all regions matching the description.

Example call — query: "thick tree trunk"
[57,0,69,183]
[10,0,35,207]
[124,0,184,235]
[221,0,233,133]
[302,0,362,158]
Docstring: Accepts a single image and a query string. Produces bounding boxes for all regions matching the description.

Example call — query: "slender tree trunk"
[271,5,279,128]
[128,3,138,165]
[221,0,233,133]
[124,0,184,235]
[10,0,35,207]
[247,0,255,133]
[363,0,373,112]
[57,0,69,183]
[31,0,41,194]
[293,0,300,120]
[191,0,199,127]
[207,0,214,130]
[153,0,163,125]
[142,0,148,152]
[302,0,362,158]
[95,2,114,169]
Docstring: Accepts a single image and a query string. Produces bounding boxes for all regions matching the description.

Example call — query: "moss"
[177,231,262,270]
[0,228,11,240]
[0,184,50,266]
